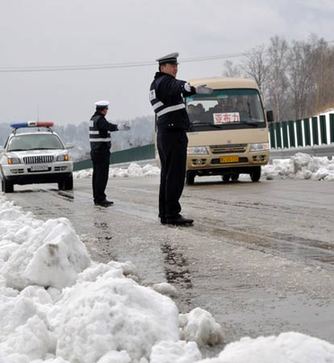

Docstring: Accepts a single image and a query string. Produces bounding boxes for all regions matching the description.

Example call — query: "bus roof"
[189,77,259,90]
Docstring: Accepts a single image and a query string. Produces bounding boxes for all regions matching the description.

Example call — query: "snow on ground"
[74,162,160,179]
[198,332,334,363]
[1,194,334,363]
[264,153,334,181]
[74,153,334,182]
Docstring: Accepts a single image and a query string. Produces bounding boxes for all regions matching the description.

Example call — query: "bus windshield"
[186,89,265,131]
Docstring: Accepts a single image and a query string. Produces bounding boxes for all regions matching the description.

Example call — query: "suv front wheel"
[1,178,14,193]
[58,174,73,191]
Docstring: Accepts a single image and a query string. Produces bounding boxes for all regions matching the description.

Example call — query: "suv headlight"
[7,157,21,165]
[56,154,70,161]
[249,143,269,151]
[187,146,209,155]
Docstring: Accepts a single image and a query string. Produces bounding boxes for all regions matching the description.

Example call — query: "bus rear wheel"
[231,173,239,182]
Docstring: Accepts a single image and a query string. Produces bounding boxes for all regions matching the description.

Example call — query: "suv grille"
[23,155,54,164]
[210,144,247,154]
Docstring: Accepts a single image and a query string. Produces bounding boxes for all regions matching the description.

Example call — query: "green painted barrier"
[303,118,311,146]
[74,144,155,171]
[312,116,319,145]
[269,123,276,148]
[320,115,327,144]
[296,119,303,146]
[282,122,289,148]
[275,122,282,148]
[288,121,295,147]
[331,114,334,144]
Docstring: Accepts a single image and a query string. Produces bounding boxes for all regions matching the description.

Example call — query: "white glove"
[184,82,192,92]
[195,84,213,94]
[118,122,131,131]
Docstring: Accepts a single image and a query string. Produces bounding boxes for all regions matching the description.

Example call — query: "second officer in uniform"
[149,52,212,225]
[89,100,127,207]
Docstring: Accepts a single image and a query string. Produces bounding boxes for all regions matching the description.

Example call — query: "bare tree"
[241,45,269,98]
[267,36,290,121]
[310,36,334,114]
[286,39,317,119]
[222,60,242,77]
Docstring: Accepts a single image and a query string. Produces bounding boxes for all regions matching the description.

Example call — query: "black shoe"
[160,218,167,225]
[166,215,194,226]
[94,200,114,207]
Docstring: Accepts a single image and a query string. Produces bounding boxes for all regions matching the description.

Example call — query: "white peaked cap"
[95,100,110,107]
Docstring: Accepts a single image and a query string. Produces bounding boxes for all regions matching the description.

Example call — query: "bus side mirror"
[266,110,274,123]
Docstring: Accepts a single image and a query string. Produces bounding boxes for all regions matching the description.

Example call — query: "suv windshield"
[186,89,265,131]
[7,134,64,151]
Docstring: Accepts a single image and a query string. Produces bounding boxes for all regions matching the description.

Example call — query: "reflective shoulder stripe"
[89,131,99,135]
[152,101,164,111]
[156,104,185,117]
[89,138,112,142]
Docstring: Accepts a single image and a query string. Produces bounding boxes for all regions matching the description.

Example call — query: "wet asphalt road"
[5,175,334,351]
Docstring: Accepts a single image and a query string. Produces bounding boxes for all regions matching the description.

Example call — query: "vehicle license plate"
[220,156,239,163]
[30,165,49,171]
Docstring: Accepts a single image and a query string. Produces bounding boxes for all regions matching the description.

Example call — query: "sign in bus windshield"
[186,89,265,131]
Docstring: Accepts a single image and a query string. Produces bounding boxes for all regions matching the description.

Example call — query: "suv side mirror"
[266,110,274,123]
[65,144,74,149]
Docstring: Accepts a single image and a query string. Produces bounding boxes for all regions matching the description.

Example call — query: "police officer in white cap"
[149,52,212,225]
[89,100,119,207]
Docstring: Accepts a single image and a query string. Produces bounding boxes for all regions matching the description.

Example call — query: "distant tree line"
[224,35,334,122]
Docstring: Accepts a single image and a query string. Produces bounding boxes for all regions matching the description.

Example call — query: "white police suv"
[0,121,73,193]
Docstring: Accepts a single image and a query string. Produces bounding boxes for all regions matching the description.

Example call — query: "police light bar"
[10,121,54,129]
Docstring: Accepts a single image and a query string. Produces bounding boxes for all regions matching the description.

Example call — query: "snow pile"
[0,194,222,363]
[198,332,334,363]
[0,199,90,290]
[1,194,334,363]
[74,162,160,179]
[179,308,224,347]
[152,282,178,298]
[49,263,179,363]
[263,153,334,181]
[150,341,201,363]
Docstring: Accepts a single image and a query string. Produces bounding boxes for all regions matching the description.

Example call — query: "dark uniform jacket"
[89,112,118,152]
[150,72,196,131]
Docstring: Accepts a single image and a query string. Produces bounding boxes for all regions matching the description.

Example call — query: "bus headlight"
[249,143,269,151]
[7,157,21,165]
[187,146,209,155]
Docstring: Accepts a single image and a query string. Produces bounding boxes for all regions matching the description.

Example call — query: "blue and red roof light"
[10,121,54,129]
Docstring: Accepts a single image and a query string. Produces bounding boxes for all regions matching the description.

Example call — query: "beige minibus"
[185,77,273,185]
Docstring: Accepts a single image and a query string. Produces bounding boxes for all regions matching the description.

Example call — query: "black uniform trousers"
[90,149,110,203]
[157,129,188,219]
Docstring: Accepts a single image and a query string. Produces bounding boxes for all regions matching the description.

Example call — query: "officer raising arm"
[149,52,212,226]
[89,100,129,207]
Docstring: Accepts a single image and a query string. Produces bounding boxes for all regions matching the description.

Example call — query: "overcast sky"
[1,0,334,125]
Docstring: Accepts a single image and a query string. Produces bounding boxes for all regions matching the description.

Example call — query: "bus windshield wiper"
[190,122,222,129]
[241,121,260,127]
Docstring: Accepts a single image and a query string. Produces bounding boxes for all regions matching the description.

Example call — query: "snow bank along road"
[5,169,334,348]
